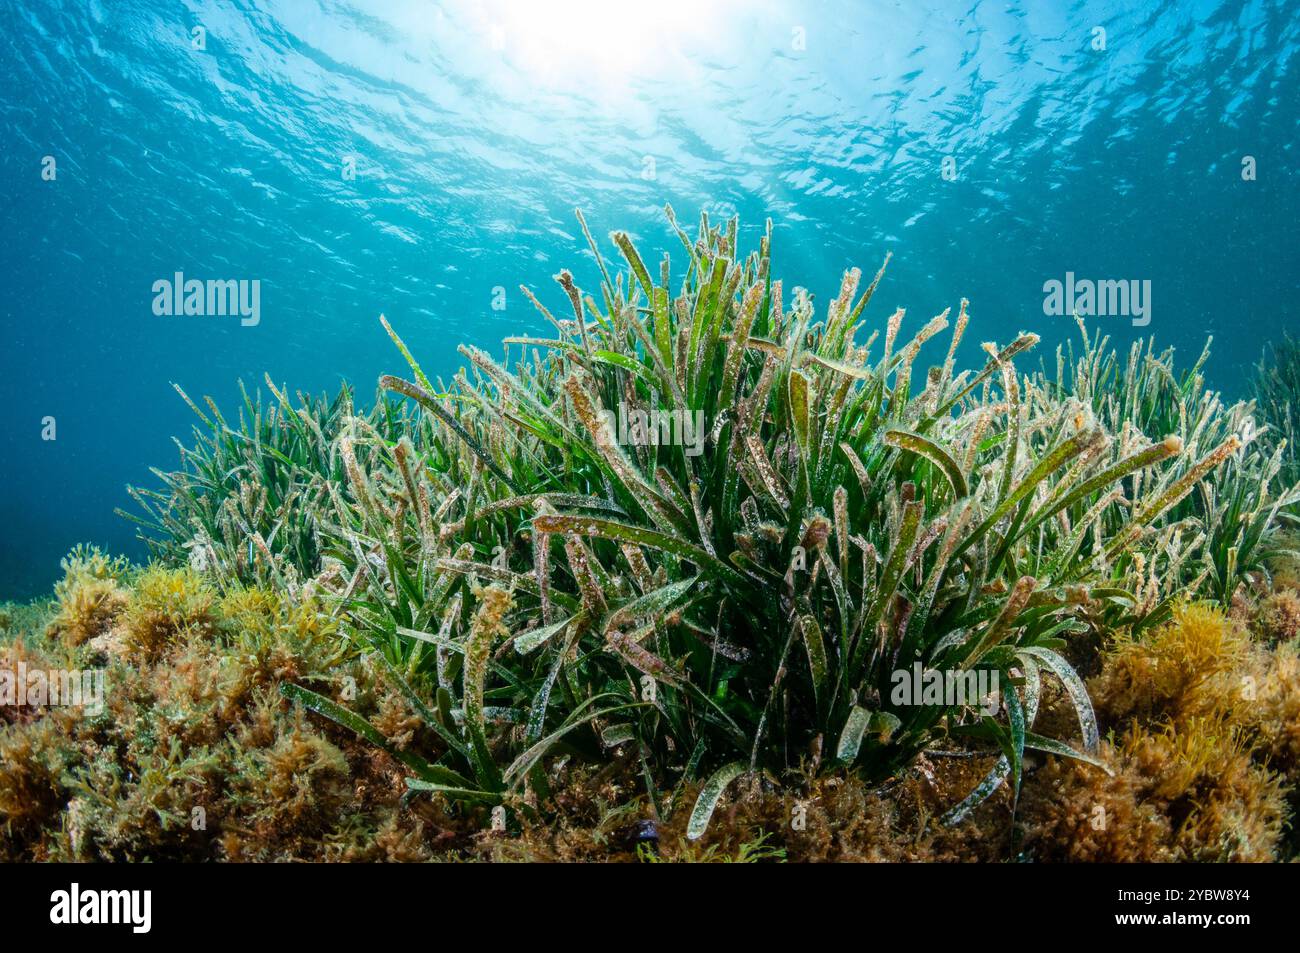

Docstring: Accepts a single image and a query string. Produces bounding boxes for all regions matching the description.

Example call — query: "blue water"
[2,0,1297,599]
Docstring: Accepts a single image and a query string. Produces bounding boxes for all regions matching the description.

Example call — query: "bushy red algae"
[0,556,431,862]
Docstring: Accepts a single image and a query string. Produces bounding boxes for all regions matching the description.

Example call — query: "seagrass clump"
[253,208,1287,834]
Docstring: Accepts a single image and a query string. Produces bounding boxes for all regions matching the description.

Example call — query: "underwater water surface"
[1,0,1297,598]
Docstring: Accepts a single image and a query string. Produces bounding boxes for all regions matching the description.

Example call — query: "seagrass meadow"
[4,210,1300,862]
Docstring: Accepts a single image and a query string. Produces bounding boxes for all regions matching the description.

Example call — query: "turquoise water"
[1,0,1297,598]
